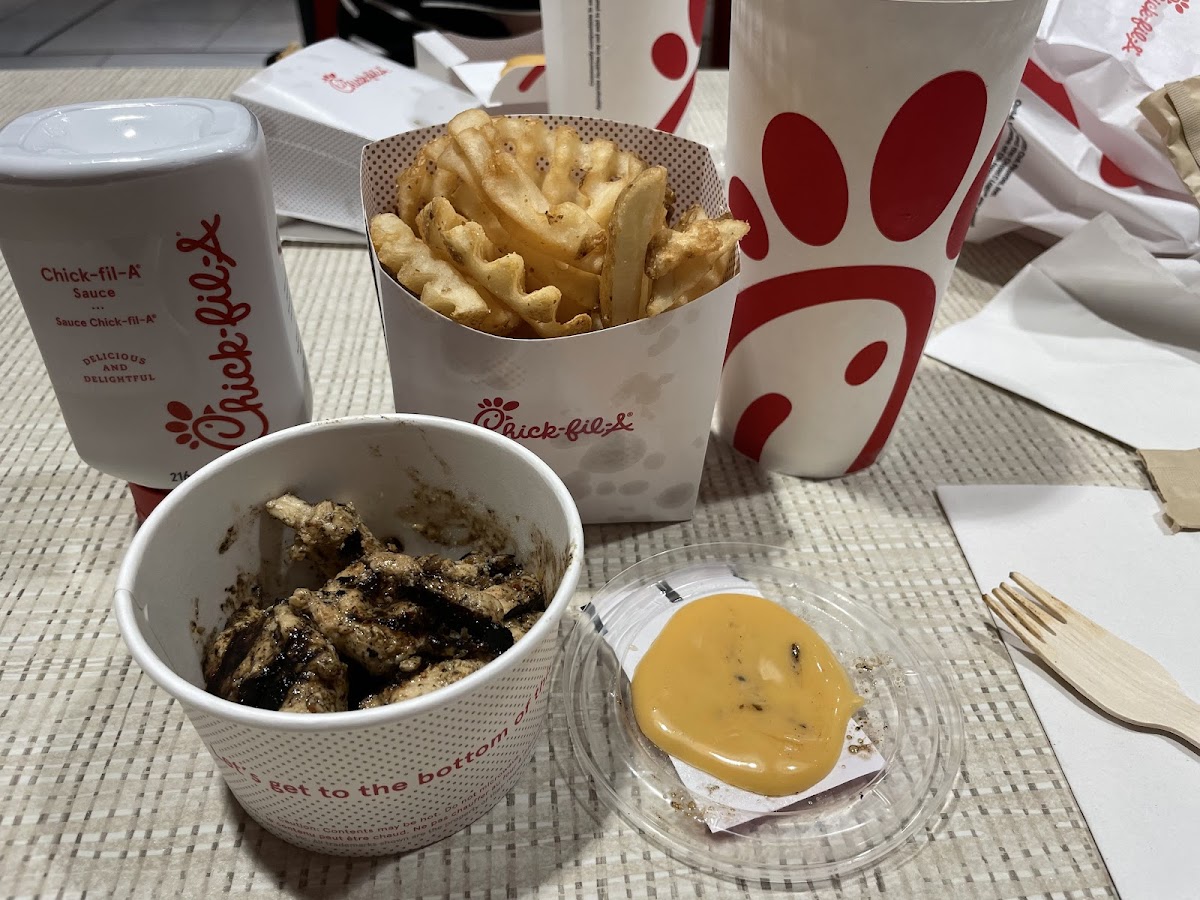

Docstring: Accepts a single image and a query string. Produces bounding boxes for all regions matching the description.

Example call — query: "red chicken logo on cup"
[648,0,708,132]
[721,71,999,476]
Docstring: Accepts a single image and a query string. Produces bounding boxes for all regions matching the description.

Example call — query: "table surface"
[0,67,1140,900]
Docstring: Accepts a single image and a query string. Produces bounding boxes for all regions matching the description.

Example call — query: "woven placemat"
[0,67,1128,899]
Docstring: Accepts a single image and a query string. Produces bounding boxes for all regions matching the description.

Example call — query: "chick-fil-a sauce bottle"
[0,98,312,519]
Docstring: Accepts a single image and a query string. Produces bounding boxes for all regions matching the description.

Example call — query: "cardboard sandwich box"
[234,38,479,232]
[413,30,548,115]
[361,117,740,523]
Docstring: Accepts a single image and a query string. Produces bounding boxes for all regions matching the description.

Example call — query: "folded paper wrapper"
[967,0,1200,255]
[939,484,1200,900]
[926,212,1200,525]
[925,213,1200,451]
[360,116,739,524]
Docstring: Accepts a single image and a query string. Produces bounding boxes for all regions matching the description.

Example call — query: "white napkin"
[938,483,1200,900]
[926,214,1200,449]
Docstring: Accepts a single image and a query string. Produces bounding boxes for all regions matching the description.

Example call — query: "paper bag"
[967,0,1200,256]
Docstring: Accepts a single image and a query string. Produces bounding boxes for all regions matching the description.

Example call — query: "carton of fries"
[361,114,742,523]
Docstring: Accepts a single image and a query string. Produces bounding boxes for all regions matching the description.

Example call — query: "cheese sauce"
[631,592,863,796]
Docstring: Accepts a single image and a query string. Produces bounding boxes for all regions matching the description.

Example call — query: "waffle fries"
[369,111,748,338]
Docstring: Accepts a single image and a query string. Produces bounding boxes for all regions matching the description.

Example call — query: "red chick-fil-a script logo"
[1123,0,1191,54]
[322,66,390,94]
[165,214,269,452]
[472,397,634,442]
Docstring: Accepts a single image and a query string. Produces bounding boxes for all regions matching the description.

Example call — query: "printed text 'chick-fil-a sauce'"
[0,99,311,517]
[631,592,863,796]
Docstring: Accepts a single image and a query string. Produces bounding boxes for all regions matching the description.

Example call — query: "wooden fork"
[983,572,1200,751]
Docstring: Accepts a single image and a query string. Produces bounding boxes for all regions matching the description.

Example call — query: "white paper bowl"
[115,414,584,856]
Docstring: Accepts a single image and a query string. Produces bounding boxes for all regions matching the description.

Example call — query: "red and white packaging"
[413,30,548,113]
[967,0,1200,256]
[361,118,739,524]
[0,99,312,510]
[115,414,584,856]
[715,0,1047,478]
[539,0,707,133]
[233,39,478,232]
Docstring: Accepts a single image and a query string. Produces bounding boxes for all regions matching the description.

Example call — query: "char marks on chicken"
[504,609,544,643]
[204,494,547,712]
[203,603,348,713]
[265,493,394,578]
[359,659,488,708]
[286,556,516,677]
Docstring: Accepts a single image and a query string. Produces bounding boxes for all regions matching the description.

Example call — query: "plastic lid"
[0,98,257,184]
[560,543,964,884]
[128,483,171,523]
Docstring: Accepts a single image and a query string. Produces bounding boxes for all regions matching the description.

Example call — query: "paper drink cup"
[362,116,740,525]
[715,0,1048,478]
[539,0,708,132]
[115,414,584,856]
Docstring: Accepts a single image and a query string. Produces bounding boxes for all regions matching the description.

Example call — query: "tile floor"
[0,0,302,68]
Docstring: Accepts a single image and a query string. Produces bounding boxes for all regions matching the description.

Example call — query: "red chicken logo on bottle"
[165,214,269,452]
